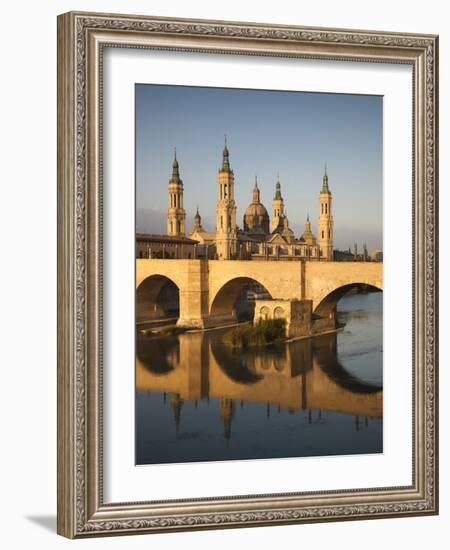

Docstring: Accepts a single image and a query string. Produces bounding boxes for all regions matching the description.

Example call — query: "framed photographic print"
[57,11,439,538]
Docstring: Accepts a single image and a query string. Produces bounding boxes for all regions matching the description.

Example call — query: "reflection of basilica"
[136,330,382,442]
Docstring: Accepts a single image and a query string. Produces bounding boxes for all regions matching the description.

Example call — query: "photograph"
[135,84,384,465]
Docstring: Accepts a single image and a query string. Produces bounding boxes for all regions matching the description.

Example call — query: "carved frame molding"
[57,11,438,538]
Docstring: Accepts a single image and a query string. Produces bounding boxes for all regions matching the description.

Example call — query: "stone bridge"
[136,259,382,330]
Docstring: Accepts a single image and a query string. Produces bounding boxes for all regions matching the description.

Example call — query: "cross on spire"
[221,135,231,172]
[321,163,330,193]
[274,174,282,199]
[171,147,180,181]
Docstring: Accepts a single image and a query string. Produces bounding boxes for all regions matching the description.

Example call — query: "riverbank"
[139,319,345,342]
[285,325,345,343]
[140,325,188,338]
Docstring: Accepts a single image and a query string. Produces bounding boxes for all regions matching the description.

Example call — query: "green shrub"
[223,319,286,349]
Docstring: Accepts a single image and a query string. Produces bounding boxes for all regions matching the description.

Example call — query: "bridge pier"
[176,261,210,328]
[254,298,338,338]
[254,299,313,338]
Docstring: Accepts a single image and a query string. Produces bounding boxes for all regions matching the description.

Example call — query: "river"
[136,291,383,465]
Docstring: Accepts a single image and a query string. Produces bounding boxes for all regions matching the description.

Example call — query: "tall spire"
[171,147,180,182]
[271,173,285,232]
[167,147,186,236]
[216,135,237,259]
[321,163,330,193]
[221,135,231,172]
[274,174,282,200]
[252,176,260,203]
[190,205,205,236]
[318,163,333,260]
[305,212,312,232]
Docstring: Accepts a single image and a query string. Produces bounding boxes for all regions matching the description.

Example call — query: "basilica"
[164,139,334,261]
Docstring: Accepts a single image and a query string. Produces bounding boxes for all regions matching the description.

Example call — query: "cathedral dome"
[244,202,269,219]
[243,178,270,235]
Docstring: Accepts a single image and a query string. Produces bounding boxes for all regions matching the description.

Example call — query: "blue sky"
[136,84,382,251]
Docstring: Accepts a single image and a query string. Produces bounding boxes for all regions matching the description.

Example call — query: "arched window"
[260,306,270,320]
[322,230,324,238]
[273,306,285,319]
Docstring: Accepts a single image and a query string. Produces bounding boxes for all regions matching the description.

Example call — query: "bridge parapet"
[304,261,383,312]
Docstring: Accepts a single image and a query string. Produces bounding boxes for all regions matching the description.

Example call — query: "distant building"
[333,249,355,261]
[334,243,382,262]
[136,233,198,259]
[371,249,383,262]
[189,208,216,259]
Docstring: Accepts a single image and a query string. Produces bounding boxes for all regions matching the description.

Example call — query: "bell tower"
[167,149,186,237]
[317,164,334,260]
[215,137,237,259]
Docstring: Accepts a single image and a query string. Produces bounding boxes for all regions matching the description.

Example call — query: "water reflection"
[136,292,383,464]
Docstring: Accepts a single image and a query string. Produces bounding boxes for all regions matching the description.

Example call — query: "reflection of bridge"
[136,330,382,438]
[136,259,383,329]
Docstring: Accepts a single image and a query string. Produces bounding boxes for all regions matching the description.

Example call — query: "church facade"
[165,140,334,261]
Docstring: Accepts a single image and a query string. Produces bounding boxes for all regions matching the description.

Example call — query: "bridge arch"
[136,274,180,324]
[209,277,273,325]
[313,282,382,319]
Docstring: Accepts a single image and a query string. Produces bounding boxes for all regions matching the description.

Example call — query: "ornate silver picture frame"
[57,11,438,538]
